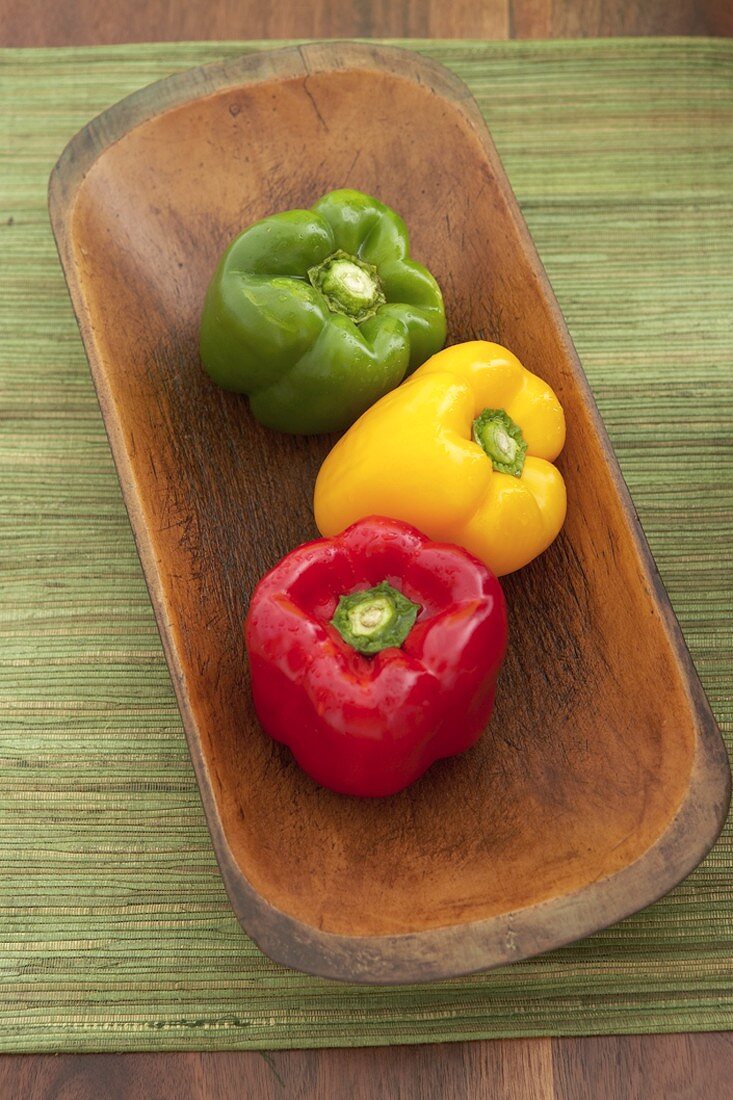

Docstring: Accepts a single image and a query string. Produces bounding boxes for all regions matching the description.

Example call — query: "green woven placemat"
[0,39,731,1053]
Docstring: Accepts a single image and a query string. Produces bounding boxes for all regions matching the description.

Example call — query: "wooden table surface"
[1,2,731,1097]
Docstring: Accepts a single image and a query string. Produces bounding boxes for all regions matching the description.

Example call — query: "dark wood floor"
[1,1,730,1096]
[1,0,732,43]
[3,1034,733,1098]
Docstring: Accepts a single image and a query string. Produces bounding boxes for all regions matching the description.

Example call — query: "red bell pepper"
[245,516,507,797]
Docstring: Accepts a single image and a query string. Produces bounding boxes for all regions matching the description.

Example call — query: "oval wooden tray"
[49,42,730,984]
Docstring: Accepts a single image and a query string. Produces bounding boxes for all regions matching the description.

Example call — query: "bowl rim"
[48,39,731,985]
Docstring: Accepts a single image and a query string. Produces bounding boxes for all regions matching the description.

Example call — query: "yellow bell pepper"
[313,341,567,576]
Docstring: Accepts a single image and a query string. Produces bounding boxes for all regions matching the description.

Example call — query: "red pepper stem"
[331,581,420,655]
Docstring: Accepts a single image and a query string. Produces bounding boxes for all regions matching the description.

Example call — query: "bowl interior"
[67,64,695,937]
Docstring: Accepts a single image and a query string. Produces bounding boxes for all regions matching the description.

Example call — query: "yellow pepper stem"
[472,408,527,478]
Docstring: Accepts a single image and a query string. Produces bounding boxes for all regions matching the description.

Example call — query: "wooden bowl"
[49,43,730,984]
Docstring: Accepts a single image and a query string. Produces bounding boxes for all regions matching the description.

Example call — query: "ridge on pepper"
[199,189,446,435]
[314,341,567,577]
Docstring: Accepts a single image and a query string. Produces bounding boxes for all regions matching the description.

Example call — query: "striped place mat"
[0,38,731,1051]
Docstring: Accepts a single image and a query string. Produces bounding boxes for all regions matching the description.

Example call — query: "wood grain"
[510,0,710,38]
[1,0,727,45]
[3,0,732,1096]
[0,0,508,44]
[0,1042,554,1100]
[552,1033,733,1099]
[3,1035,733,1098]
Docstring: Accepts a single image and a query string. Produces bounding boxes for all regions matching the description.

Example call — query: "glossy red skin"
[245,517,507,798]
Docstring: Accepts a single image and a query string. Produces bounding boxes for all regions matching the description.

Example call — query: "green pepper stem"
[472,408,527,478]
[308,250,386,323]
[331,582,420,655]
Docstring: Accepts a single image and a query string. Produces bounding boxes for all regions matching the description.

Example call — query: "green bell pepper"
[199,189,446,434]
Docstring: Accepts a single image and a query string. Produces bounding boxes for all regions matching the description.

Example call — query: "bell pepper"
[199,189,446,435]
[245,516,507,798]
[314,341,567,576]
